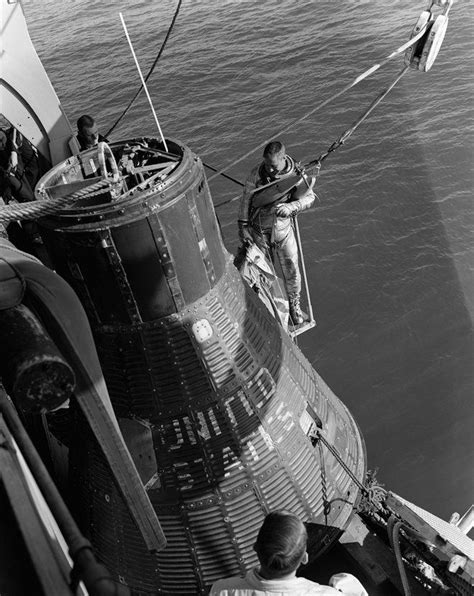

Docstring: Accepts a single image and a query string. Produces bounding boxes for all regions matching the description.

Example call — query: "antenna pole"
[119,12,168,152]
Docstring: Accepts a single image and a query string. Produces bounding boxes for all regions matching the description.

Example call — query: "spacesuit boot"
[288,294,304,325]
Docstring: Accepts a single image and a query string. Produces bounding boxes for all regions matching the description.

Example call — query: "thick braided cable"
[0,180,112,224]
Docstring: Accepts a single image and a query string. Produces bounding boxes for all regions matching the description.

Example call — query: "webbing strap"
[208,20,429,184]
[308,65,410,167]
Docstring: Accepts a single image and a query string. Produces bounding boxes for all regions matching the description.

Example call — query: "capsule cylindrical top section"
[36,138,228,324]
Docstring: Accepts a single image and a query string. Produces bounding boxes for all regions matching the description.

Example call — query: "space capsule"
[35,137,366,594]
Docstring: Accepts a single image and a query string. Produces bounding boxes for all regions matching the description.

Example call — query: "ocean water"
[23,0,473,523]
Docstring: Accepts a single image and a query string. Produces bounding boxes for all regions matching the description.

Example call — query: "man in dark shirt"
[0,129,34,203]
[76,114,108,151]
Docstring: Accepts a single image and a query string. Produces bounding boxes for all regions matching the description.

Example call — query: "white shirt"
[210,568,368,596]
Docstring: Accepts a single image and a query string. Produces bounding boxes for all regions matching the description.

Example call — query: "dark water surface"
[24,0,473,522]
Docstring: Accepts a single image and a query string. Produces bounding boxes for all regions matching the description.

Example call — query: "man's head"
[77,114,99,148]
[254,510,308,579]
[263,141,286,177]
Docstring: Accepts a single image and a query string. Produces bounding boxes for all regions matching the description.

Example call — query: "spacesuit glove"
[238,221,253,244]
[275,201,300,218]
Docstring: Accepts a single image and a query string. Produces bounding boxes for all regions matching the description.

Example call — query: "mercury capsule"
[35,137,366,595]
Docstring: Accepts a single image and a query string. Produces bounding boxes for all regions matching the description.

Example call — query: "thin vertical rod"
[294,217,314,324]
[119,12,168,151]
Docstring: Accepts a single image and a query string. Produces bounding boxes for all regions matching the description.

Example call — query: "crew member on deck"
[76,114,108,151]
[0,128,40,250]
[238,141,316,325]
[0,129,34,203]
[210,510,368,595]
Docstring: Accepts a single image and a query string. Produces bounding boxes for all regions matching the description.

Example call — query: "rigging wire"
[1,45,403,230]
[0,15,425,224]
[316,430,369,496]
[207,20,429,188]
[0,56,412,223]
[104,0,183,139]
[213,63,411,210]
[103,5,426,205]
[317,439,330,525]
[203,163,244,187]
[307,64,410,167]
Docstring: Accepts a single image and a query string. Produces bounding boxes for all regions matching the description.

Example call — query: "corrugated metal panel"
[226,490,265,568]
[188,506,237,583]
[156,510,198,592]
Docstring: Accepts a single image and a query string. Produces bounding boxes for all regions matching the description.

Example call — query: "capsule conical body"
[37,138,366,594]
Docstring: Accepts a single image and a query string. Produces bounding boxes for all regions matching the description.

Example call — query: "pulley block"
[405,0,453,72]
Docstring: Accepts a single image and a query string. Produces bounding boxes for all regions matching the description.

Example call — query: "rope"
[307,65,410,167]
[316,430,391,516]
[315,428,392,523]
[104,0,183,139]
[1,19,422,229]
[317,439,330,524]
[314,429,395,531]
[213,63,410,210]
[207,21,429,185]
[316,430,367,494]
[0,180,112,224]
[203,163,244,187]
[388,516,412,596]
